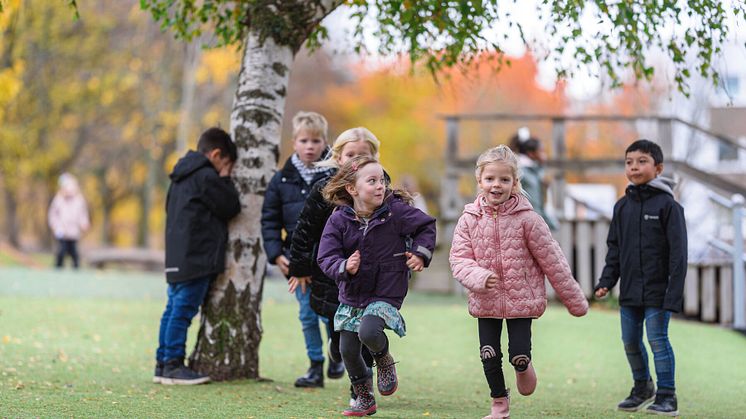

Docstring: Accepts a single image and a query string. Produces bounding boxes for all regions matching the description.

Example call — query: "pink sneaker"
[481,393,510,419]
[515,362,537,396]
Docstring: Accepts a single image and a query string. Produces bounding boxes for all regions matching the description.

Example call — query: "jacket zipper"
[523,271,536,299]
[493,212,506,318]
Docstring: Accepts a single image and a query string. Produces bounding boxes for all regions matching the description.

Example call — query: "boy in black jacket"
[154,127,241,385]
[261,111,343,388]
[595,139,686,416]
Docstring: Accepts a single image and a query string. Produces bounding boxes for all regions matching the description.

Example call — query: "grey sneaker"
[617,379,655,412]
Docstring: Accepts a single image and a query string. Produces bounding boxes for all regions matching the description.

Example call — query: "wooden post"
[701,266,717,322]
[720,265,734,326]
[551,118,566,212]
[684,264,700,316]
[657,118,674,160]
[576,221,592,297]
[441,117,461,293]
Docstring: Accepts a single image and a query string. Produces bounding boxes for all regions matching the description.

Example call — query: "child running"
[449,145,588,419]
[288,127,382,404]
[317,156,436,417]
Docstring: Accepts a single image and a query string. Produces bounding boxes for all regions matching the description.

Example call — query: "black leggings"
[478,318,532,398]
[340,315,388,382]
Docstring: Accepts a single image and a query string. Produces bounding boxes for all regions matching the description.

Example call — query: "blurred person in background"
[509,127,558,230]
[48,173,90,269]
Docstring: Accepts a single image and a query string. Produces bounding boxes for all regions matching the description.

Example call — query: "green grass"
[1,267,745,418]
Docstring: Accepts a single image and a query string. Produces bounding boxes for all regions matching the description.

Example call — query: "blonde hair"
[315,127,380,169]
[475,145,523,195]
[292,111,328,142]
[323,156,412,207]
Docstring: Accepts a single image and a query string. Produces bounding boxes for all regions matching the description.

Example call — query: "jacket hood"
[170,150,213,182]
[627,176,675,197]
[463,193,534,217]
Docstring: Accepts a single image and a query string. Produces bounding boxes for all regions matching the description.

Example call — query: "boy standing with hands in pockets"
[596,139,687,417]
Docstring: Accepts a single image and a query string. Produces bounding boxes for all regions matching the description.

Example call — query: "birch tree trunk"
[189,33,293,380]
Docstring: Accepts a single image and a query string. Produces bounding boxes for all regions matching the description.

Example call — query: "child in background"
[261,111,343,387]
[595,139,686,417]
[317,156,436,417]
[287,127,382,402]
[449,145,588,419]
[156,127,241,385]
[509,127,557,230]
[48,173,90,269]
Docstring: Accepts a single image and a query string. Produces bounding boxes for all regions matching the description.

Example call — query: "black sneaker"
[294,361,324,388]
[161,359,211,385]
[617,379,655,412]
[646,392,679,416]
[153,361,164,384]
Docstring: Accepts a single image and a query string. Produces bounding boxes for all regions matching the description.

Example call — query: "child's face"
[207,149,232,173]
[625,150,662,185]
[478,162,517,206]
[293,128,326,165]
[347,163,386,212]
[337,140,374,166]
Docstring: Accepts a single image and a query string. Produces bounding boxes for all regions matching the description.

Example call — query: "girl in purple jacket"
[317,156,436,417]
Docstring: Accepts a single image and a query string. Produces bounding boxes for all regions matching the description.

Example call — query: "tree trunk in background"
[189,32,292,380]
[3,187,20,248]
[175,39,202,155]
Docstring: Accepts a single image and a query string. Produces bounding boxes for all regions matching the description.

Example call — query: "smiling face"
[293,128,326,165]
[346,162,386,214]
[337,140,374,166]
[625,150,662,186]
[478,162,518,206]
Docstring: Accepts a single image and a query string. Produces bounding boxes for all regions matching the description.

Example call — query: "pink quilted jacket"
[449,193,588,319]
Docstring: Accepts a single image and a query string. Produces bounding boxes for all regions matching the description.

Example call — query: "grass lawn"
[1,266,745,418]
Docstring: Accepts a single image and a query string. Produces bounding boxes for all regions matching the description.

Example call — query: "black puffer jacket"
[260,154,332,269]
[289,175,338,318]
[595,178,687,312]
[164,151,241,283]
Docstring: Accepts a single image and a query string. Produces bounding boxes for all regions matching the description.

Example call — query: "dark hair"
[197,127,237,162]
[508,134,541,155]
[625,139,663,165]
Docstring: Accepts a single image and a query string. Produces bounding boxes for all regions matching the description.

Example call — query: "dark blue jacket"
[595,178,687,312]
[317,194,436,309]
[164,151,241,283]
[261,154,332,267]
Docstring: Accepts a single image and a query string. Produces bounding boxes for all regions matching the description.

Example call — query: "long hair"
[475,145,524,196]
[322,156,413,207]
[315,127,381,169]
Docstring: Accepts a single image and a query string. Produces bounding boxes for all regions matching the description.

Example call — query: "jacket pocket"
[377,261,410,298]
[522,271,536,300]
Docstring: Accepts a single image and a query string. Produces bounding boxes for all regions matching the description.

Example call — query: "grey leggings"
[340,315,388,381]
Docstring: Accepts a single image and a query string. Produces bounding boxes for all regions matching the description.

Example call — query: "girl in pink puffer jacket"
[449,145,588,419]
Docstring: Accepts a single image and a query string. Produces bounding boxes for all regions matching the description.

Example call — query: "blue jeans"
[620,306,676,391]
[156,276,213,363]
[295,286,331,363]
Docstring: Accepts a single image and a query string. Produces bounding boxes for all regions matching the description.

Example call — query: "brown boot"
[515,361,537,396]
[343,376,376,417]
[481,392,510,419]
[374,352,398,396]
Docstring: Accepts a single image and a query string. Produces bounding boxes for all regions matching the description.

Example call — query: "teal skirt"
[334,301,407,337]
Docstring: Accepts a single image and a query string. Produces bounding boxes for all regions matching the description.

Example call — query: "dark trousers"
[156,275,213,363]
[478,318,532,398]
[55,239,79,268]
[620,306,675,391]
[340,315,387,381]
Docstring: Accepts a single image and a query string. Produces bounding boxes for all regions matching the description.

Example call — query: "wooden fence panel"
[684,265,700,316]
[575,221,593,297]
[720,266,733,326]
[701,267,717,322]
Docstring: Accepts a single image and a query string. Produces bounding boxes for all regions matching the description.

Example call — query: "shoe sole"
[343,405,377,416]
[618,396,655,412]
[328,371,345,379]
[645,409,679,417]
[161,377,211,385]
[152,376,162,384]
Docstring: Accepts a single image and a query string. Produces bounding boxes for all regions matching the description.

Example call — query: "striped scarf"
[291,153,330,185]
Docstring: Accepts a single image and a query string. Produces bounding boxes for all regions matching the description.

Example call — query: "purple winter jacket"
[317,194,436,309]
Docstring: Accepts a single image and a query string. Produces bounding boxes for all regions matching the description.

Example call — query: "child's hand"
[220,161,234,177]
[346,250,361,275]
[485,275,498,289]
[595,287,609,298]
[405,252,424,272]
[275,255,290,277]
[288,276,312,293]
